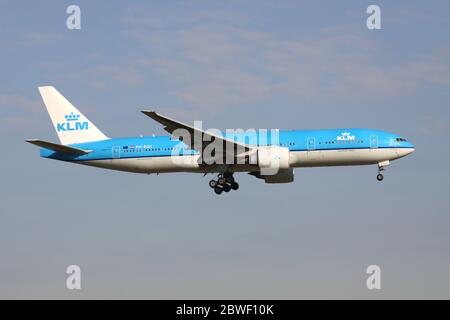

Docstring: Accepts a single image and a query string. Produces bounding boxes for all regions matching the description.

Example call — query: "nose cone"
[406,147,415,155]
[397,146,415,158]
[405,141,415,154]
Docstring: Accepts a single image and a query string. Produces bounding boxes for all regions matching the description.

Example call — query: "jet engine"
[249,146,290,171]
[249,168,294,184]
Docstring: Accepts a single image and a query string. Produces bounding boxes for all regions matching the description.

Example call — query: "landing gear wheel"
[377,173,384,181]
[209,179,217,188]
[225,175,235,183]
[230,182,239,190]
[210,173,239,193]
[223,183,231,192]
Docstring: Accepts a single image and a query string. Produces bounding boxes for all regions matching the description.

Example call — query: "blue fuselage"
[41,128,414,163]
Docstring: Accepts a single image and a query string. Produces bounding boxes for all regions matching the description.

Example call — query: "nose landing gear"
[376,160,390,182]
[209,173,239,195]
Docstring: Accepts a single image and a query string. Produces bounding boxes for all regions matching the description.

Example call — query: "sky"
[1,0,450,299]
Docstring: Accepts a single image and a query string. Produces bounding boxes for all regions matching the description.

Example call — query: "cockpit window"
[396,138,407,142]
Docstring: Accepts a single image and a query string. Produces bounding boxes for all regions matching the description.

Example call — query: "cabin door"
[307,137,315,150]
[112,146,121,158]
[370,135,378,149]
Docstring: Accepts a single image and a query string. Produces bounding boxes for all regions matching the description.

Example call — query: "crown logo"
[65,112,81,122]
[341,132,350,136]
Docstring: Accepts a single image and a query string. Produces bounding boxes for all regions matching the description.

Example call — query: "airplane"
[27,86,415,195]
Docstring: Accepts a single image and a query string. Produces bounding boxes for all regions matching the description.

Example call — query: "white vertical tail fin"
[38,86,108,145]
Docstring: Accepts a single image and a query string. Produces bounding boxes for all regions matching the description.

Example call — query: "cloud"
[61,62,146,90]
[15,32,62,47]
[123,22,450,110]
[51,5,449,117]
[0,94,42,130]
[119,8,162,29]
[85,65,145,89]
[0,94,40,113]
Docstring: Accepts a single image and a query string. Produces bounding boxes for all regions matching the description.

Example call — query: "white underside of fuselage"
[74,148,414,174]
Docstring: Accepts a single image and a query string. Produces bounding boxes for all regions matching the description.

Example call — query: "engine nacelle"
[251,168,294,184]
[264,168,294,183]
[252,146,290,173]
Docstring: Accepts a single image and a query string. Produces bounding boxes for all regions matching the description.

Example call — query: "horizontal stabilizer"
[26,139,91,154]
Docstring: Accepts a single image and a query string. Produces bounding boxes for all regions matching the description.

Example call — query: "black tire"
[209,179,217,188]
[225,175,235,183]
[223,183,231,192]
[214,186,223,195]
[231,182,239,190]
[377,173,384,181]
[217,177,226,185]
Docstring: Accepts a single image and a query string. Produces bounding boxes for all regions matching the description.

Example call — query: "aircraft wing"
[26,139,91,154]
[141,111,253,157]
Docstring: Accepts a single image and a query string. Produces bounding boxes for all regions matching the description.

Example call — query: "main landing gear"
[376,160,390,182]
[209,173,239,195]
